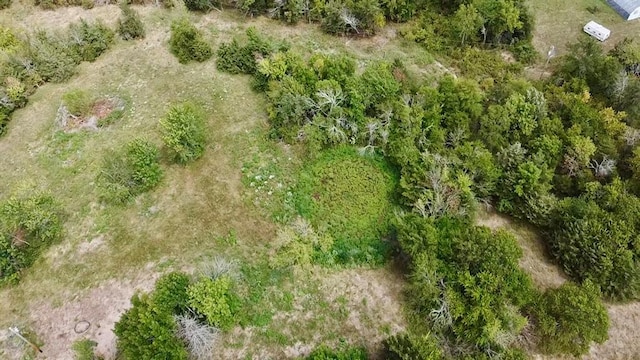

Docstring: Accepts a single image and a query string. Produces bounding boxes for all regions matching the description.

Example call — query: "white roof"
[607,0,640,18]
[584,21,611,36]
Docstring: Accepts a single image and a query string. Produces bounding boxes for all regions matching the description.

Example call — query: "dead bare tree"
[175,314,220,360]
[590,156,616,178]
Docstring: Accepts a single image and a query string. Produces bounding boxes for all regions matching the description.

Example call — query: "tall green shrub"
[168,19,212,64]
[117,4,145,40]
[159,103,207,164]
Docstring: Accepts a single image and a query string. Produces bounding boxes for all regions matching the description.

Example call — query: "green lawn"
[530,0,640,56]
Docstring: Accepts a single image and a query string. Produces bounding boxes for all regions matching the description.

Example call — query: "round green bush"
[168,19,212,64]
[294,147,397,264]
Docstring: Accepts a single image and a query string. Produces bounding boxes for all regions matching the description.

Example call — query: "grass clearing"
[529,0,640,56]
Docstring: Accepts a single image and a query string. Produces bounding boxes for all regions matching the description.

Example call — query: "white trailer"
[583,21,611,42]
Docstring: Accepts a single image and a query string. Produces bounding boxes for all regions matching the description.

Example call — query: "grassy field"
[2,1,640,359]
[530,0,640,56]
[0,3,432,359]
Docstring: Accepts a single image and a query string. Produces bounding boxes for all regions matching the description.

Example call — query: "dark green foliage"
[97,138,163,204]
[396,214,534,356]
[159,103,207,164]
[557,37,622,99]
[0,191,62,284]
[169,19,212,64]
[304,345,368,359]
[183,0,218,12]
[294,147,397,265]
[152,272,191,314]
[384,332,442,360]
[0,0,11,9]
[548,195,640,300]
[320,0,385,36]
[216,27,283,75]
[533,281,608,356]
[67,20,114,62]
[114,293,188,360]
[187,276,240,330]
[117,4,145,40]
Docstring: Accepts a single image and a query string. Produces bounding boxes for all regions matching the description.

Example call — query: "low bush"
[96,138,163,204]
[72,339,101,360]
[159,103,207,164]
[384,332,442,360]
[0,0,11,10]
[114,293,188,360]
[0,77,29,135]
[67,20,114,62]
[0,190,62,284]
[187,276,239,330]
[533,280,608,356]
[62,89,93,116]
[169,19,212,64]
[117,4,145,40]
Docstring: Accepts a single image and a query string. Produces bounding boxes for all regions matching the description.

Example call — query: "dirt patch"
[476,211,567,290]
[318,268,406,357]
[55,96,125,133]
[27,269,159,360]
[584,302,640,360]
[76,235,106,255]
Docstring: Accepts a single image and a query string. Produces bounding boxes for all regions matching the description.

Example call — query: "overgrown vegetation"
[216,27,287,76]
[168,19,212,64]
[96,138,163,204]
[215,16,633,355]
[294,147,396,265]
[4,0,640,358]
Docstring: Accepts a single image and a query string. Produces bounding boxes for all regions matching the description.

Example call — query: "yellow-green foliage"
[0,27,21,53]
[187,276,239,330]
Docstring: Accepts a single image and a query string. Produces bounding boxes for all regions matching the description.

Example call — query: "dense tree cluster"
[213,23,637,356]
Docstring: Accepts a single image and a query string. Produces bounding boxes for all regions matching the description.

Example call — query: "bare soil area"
[28,269,159,360]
